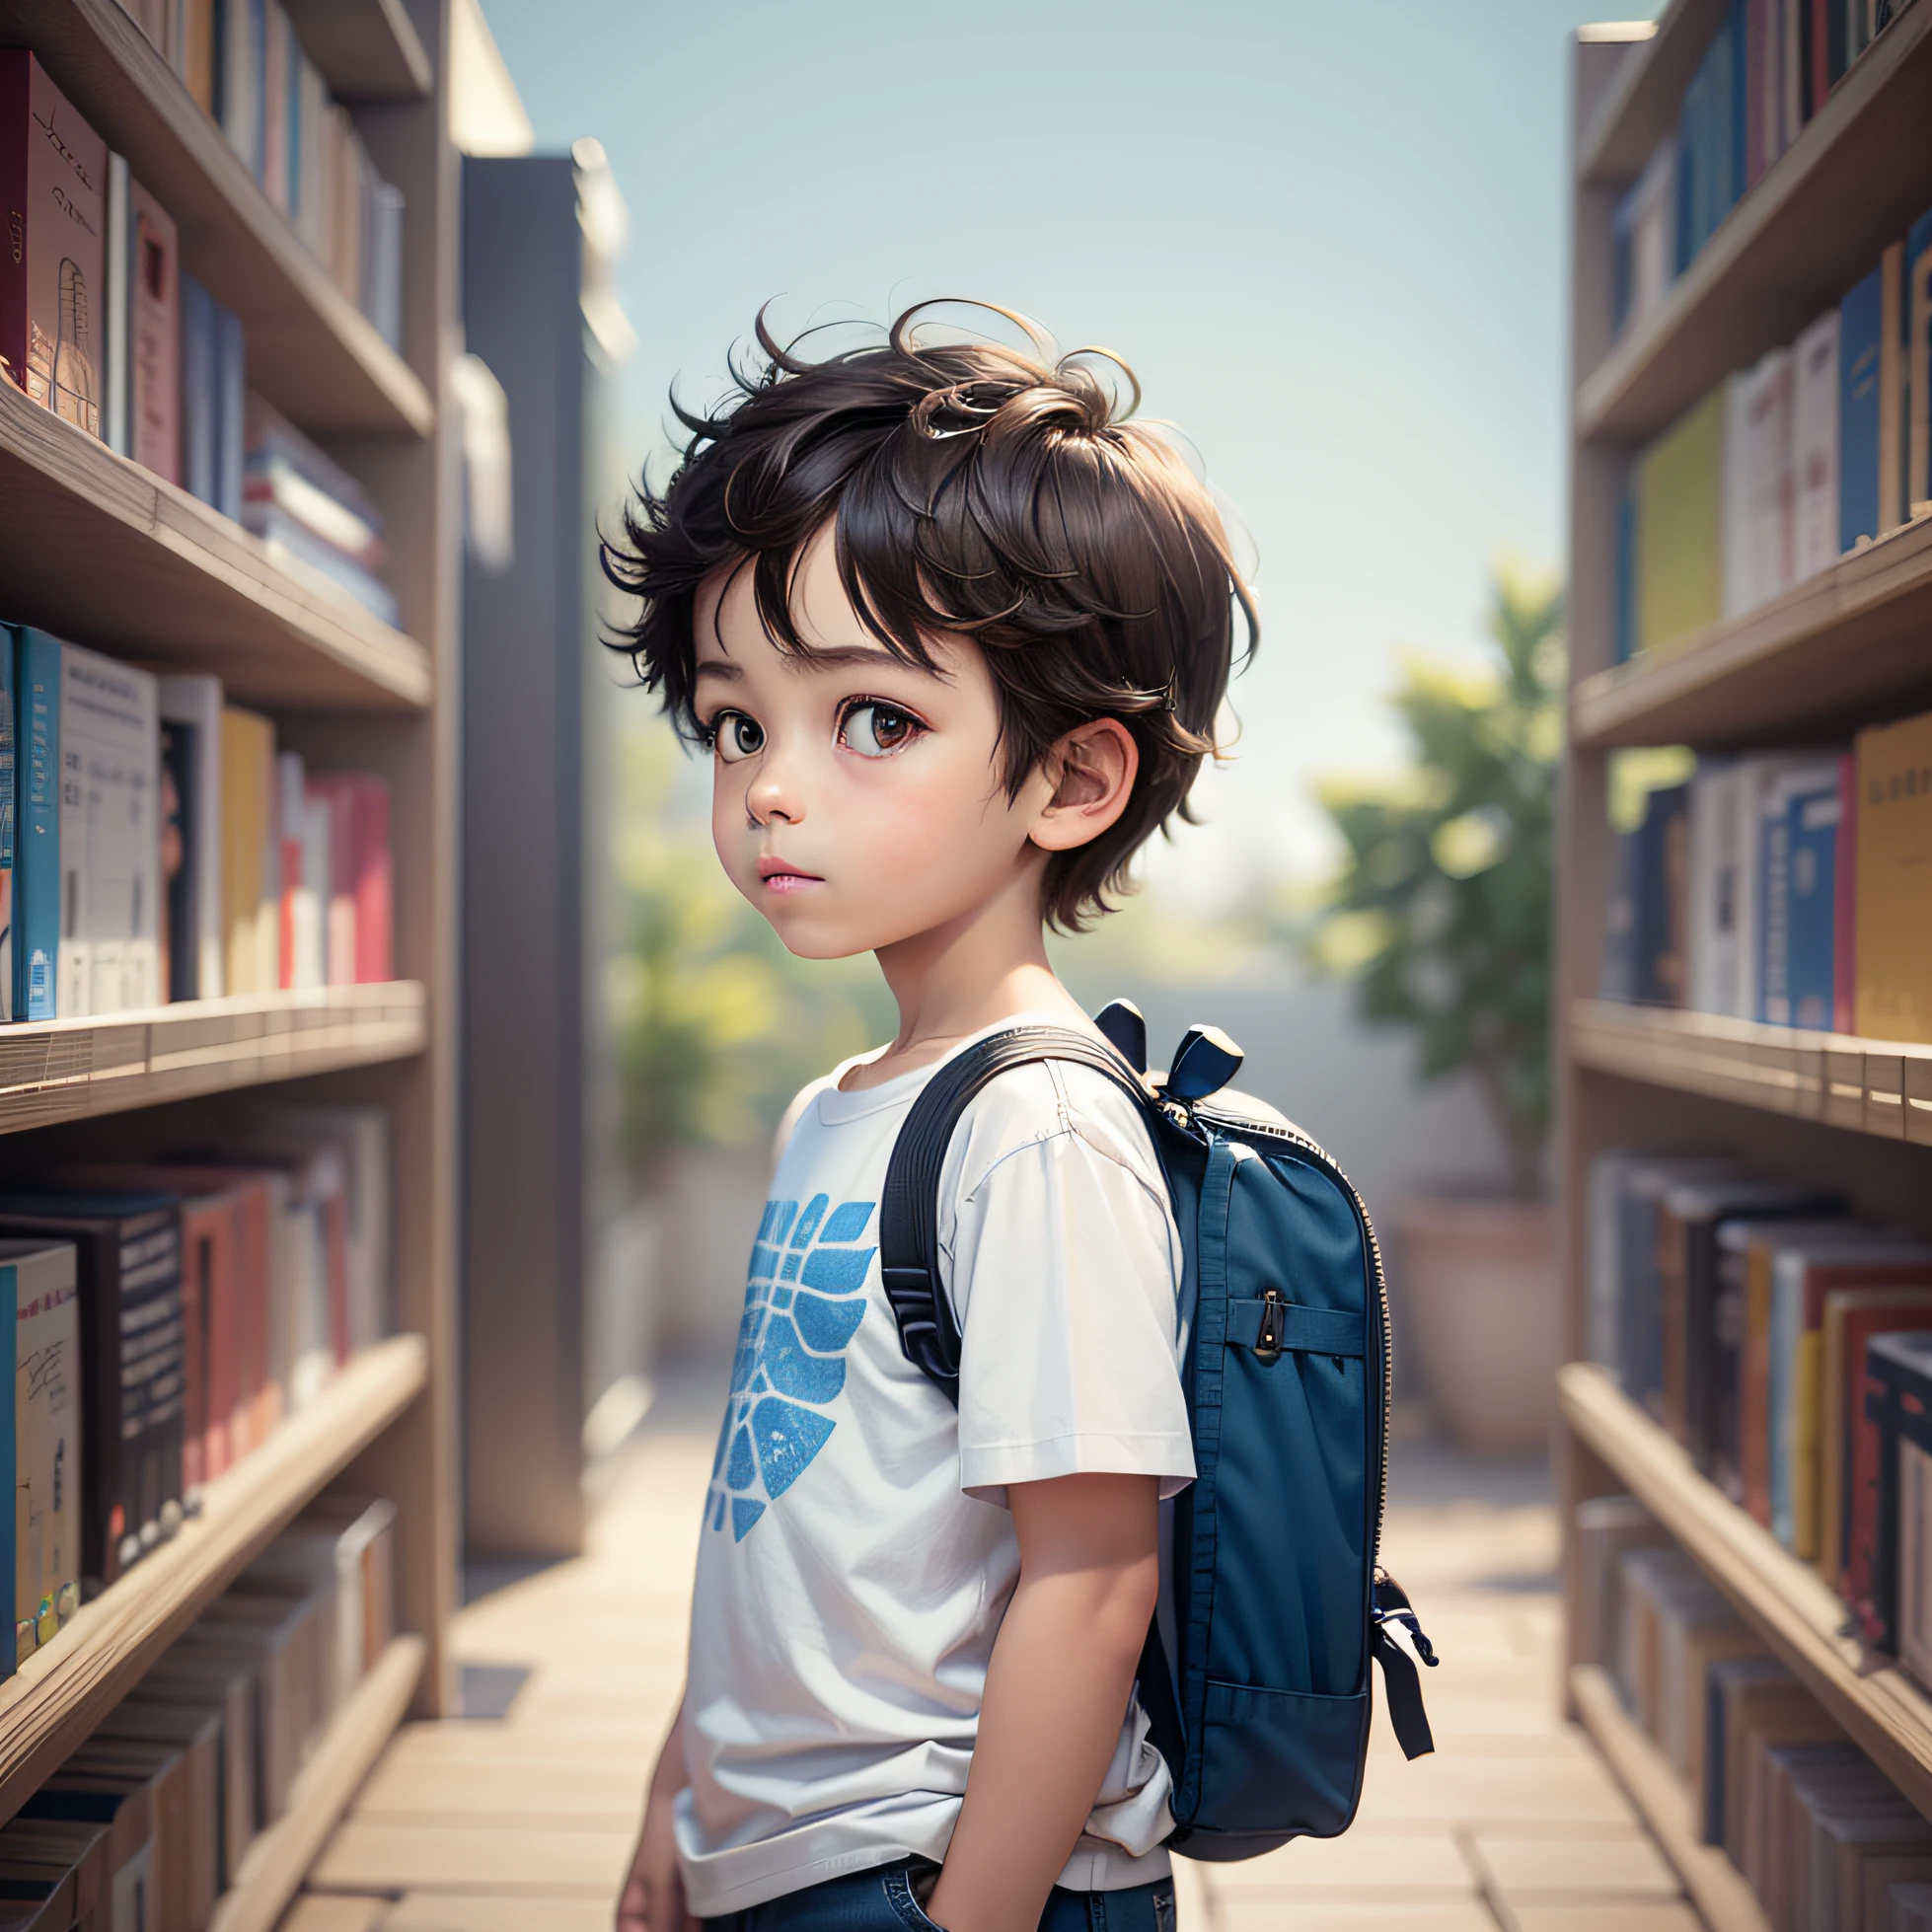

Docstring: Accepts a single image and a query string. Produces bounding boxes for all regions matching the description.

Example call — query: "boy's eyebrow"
[693,659,743,683]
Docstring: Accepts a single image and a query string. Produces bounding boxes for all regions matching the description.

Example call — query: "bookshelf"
[1559,0,1932,1890]
[0,0,459,1893]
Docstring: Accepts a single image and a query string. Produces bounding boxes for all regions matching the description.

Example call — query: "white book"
[156,674,225,1003]
[1725,754,1811,1021]
[1793,309,1840,581]
[1686,762,1739,1015]
[0,1238,81,1652]
[56,645,160,1018]
[1738,348,1796,611]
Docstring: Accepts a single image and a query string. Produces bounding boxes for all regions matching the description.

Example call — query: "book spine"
[179,272,216,507]
[1880,240,1905,533]
[1840,266,1883,552]
[1833,751,1856,1033]
[0,631,12,1025]
[13,632,58,1023]
[1745,0,1768,188]
[177,1215,206,1496]
[0,55,28,401]
[202,1204,238,1480]
[114,1214,184,1580]
[1910,210,1932,514]
[0,1262,14,1679]
[103,153,129,458]
[128,182,180,486]
[214,301,244,523]
[354,777,391,983]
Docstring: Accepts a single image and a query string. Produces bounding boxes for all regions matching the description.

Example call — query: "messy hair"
[601,301,1256,930]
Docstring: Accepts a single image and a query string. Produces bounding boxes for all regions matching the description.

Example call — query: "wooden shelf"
[0,1336,428,1824]
[1569,1663,1769,1932]
[0,0,434,439]
[1571,514,1932,750]
[208,1633,426,1932]
[1576,0,1932,446]
[0,984,427,1137]
[0,382,431,709]
[1569,999,1932,1144]
[281,0,432,104]
[1576,3,1708,186]
[1561,1363,1932,1821]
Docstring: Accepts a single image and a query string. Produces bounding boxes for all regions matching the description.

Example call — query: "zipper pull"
[1254,1288,1286,1364]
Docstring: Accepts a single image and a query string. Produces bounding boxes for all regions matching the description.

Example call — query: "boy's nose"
[747,771,803,827]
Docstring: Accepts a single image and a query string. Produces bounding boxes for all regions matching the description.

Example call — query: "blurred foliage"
[606,721,895,1178]
[1306,563,1564,1198]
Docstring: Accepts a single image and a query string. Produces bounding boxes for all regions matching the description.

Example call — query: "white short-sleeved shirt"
[674,1021,1195,1917]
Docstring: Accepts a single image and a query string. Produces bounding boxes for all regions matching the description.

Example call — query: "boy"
[610,305,1250,1932]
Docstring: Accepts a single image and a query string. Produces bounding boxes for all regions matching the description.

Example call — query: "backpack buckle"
[1254,1288,1287,1364]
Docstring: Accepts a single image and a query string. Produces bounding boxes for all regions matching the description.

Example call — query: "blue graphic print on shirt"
[706,1193,875,1541]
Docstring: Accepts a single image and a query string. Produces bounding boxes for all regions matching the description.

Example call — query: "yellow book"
[1794,1328,1824,1559]
[219,708,269,997]
[1854,707,1932,1041]
[1636,386,1726,655]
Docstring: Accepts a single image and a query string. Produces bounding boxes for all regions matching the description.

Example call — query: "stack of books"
[1599,706,1932,1044]
[1,625,395,1023]
[1583,1494,1932,1927]
[106,0,406,348]
[1616,205,1932,661]
[0,1496,397,1927]
[0,52,404,616]
[1612,0,1907,343]
[0,1101,394,1627]
[1588,1151,1932,1648]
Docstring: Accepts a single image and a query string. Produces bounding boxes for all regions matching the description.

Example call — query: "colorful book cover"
[1841,263,1884,552]
[0,1237,79,1653]
[0,53,108,438]
[1793,308,1840,580]
[1908,204,1932,516]
[127,178,180,486]
[1637,388,1727,653]
[11,630,58,1024]
[1833,751,1856,1034]
[0,632,12,1024]
[1854,707,1932,1041]
[157,676,223,1003]
[55,645,160,1019]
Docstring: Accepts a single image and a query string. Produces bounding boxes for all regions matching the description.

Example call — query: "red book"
[1832,1291,1932,1633]
[1833,751,1856,1034]
[0,52,108,435]
[127,179,179,483]
[310,774,393,983]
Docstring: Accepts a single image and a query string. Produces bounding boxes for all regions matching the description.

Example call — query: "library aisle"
[274,1386,1699,1932]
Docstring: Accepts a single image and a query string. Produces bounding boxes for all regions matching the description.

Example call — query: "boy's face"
[694,528,1058,961]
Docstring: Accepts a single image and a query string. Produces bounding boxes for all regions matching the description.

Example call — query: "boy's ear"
[1029,718,1139,855]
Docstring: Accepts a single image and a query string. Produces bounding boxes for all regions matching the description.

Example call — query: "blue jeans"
[702,1860,1176,1932]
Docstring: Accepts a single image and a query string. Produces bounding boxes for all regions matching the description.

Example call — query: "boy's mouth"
[756,855,825,895]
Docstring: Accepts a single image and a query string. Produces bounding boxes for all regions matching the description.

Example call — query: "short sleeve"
[940,1064,1195,1508]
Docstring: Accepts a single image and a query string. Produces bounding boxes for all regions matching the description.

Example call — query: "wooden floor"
[278,1376,1702,1932]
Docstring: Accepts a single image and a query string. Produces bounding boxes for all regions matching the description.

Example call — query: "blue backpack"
[878,1005,1438,1860]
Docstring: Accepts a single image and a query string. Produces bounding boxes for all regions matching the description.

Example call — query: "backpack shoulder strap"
[879,1025,1152,1407]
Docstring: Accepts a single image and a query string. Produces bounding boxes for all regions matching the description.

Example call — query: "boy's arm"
[617,1694,699,1932]
[924,1471,1160,1932]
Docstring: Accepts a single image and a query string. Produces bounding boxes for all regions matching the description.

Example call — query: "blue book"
[1635,782,1690,1006]
[180,273,218,509]
[0,628,12,1023]
[215,303,246,523]
[1840,263,1884,551]
[1785,780,1841,1030]
[11,630,57,1024]
[1614,482,1638,664]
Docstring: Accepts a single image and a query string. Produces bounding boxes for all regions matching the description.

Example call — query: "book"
[1855,708,1932,1041]
[215,300,245,524]
[0,1240,80,1660]
[275,751,324,991]
[307,773,391,983]
[1785,772,1841,1029]
[242,394,385,569]
[1687,762,1740,1015]
[1759,761,1841,1025]
[124,1650,256,1888]
[1727,347,1796,617]
[127,178,180,485]
[1636,388,1727,652]
[0,53,107,437]
[1903,1431,1932,1689]
[156,676,223,1003]
[89,1704,219,1932]
[56,644,161,1019]
[179,272,218,510]
[0,1195,182,1592]
[1637,781,1690,1004]
[1909,205,1932,517]
[1821,1285,1932,1594]
[10,631,58,1023]
[1708,1658,1843,1853]
[0,630,13,1024]
[1732,754,1821,1021]
[1617,1157,1748,1416]
[1882,239,1907,535]
[104,154,128,458]
[251,505,400,627]
[260,1,289,213]
[25,1764,159,1931]
[217,706,272,999]
[1842,262,1887,552]
[1834,751,1857,1034]
[1793,308,1840,580]
[1575,1493,1667,1679]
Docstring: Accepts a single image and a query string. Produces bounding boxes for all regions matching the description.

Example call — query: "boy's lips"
[756,855,824,894]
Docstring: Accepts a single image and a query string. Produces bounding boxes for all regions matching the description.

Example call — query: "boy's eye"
[710,711,766,764]
[840,702,922,759]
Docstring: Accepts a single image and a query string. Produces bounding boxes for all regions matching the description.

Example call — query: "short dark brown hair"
[601,303,1255,930]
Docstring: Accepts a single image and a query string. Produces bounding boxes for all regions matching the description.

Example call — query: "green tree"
[1308,565,1564,1199]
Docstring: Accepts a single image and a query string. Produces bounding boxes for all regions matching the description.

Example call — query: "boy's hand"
[618,1702,699,1932]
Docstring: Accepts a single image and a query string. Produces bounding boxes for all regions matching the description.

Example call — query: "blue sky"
[481,0,1655,896]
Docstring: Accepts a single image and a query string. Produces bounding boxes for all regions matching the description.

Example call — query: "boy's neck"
[844,863,1093,1091]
